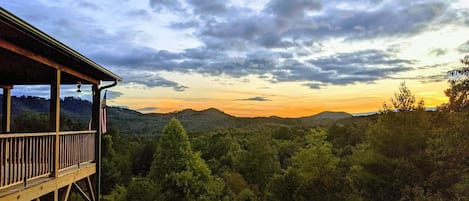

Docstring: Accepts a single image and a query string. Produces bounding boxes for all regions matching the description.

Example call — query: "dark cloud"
[388,73,448,83]
[238,96,272,101]
[300,50,415,85]
[121,70,188,91]
[303,82,327,89]
[193,0,453,50]
[419,74,447,83]
[186,0,227,15]
[3,0,464,93]
[458,40,469,53]
[149,0,183,12]
[265,0,322,22]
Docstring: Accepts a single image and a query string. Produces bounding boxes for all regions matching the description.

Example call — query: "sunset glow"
[2,0,468,117]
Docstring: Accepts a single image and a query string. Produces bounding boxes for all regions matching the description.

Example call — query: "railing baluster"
[0,130,96,189]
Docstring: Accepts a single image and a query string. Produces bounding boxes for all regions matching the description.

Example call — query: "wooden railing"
[0,130,96,189]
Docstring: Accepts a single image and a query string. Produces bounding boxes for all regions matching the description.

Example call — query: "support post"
[50,70,61,177]
[91,84,101,201]
[2,86,11,133]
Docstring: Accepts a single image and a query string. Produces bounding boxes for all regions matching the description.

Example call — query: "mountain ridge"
[1,95,353,134]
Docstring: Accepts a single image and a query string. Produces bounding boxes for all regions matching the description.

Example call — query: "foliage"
[268,129,344,201]
[385,82,424,112]
[126,177,158,201]
[443,55,469,111]
[148,118,224,201]
[235,132,281,195]
[105,185,127,201]
[7,76,469,201]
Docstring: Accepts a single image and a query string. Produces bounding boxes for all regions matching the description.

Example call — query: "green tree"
[127,177,158,201]
[148,118,224,201]
[443,55,469,111]
[387,82,424,112]
[132,139,158,176]
[235,133,281,195]
[349,111,431,200]
[101,135,121,194]
[268,129,344,201]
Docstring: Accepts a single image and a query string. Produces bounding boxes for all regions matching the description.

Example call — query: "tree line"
[99,56,469,200]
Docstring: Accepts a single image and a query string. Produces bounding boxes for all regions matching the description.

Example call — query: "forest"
[95,57,469,201]
[2,57,469,201]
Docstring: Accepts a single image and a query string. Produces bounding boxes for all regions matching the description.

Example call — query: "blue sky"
[2,0,469,117]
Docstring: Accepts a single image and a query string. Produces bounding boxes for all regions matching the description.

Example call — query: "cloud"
[120,70,189,91]
[418,74,447,83]
[302,82,327,89]
[265,0,322,28]
[429,48,447,56]
[458,40,469,53]
[3,0,465,93]
[149,0,183,12]
[238,96,272,101]
[186,0,227,15]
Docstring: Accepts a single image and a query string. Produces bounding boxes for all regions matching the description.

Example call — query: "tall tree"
[235,133,281,195]
[268,129,344,201]
[389,82,424,112]
[444,55,469,111]
[148,118,224,201]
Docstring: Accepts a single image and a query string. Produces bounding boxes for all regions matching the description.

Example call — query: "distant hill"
[1,95,353,135]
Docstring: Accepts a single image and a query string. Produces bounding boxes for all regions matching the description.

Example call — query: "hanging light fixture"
[76,81,82,92]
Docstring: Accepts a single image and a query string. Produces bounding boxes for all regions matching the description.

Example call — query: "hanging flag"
[100,90,108,134]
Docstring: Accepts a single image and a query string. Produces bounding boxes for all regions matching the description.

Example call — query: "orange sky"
[4,1,467,118]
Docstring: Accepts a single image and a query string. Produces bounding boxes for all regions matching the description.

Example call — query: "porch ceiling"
[0,8,121,86]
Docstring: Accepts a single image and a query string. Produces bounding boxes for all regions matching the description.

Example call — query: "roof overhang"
[0,7,121,85]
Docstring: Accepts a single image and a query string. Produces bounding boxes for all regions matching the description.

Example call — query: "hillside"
[1,95,353,134]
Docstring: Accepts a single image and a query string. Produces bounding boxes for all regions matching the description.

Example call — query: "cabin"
[0,8,121,201]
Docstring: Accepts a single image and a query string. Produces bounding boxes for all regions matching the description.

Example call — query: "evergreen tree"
[148,118,224,201]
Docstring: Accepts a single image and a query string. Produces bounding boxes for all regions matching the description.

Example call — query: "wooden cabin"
[0,8,121,201]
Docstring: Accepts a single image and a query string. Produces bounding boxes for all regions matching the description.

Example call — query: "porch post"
[1,86,12,133]
[91,84,101,201]
[50,69,61,177]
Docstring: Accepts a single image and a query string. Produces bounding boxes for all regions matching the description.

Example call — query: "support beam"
[62,184,72,201]
[54,189,58,201]
[91,84,101,201]
[0,39,99,84]
[2,87,11,132]
[50,69,61,177]
[87,176,96,201]
[73,183,92,201]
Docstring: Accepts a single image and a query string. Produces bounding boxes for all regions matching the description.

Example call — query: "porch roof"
[0,7,121,85]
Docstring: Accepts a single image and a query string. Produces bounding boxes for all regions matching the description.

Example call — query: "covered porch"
[0,7,121,201]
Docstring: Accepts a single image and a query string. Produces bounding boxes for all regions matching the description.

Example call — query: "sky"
[2,0,469,117]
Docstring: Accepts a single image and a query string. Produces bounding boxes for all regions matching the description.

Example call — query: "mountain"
[300,111,352,120]
[1,95,353,135]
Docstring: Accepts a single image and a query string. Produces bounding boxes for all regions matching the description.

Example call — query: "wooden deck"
[0,163,95,201]
[0,131,97,200]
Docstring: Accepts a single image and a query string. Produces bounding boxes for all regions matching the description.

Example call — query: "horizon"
[5,94,442,118]
[2,1,468,117]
